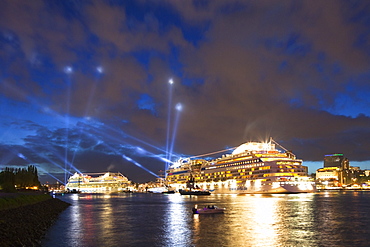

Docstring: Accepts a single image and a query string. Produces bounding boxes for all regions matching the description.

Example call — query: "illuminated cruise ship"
[65,172,130,193]
[166,139,315,194]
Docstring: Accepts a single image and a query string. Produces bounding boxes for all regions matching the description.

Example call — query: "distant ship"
[166,138,315,194]
[65,172,131,193]
[147,178,176,194]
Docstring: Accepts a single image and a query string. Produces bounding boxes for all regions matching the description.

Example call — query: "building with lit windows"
[316,154,356,187]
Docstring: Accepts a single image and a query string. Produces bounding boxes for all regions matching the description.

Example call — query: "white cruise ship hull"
[169,179,316,194]
[212,183,315,194]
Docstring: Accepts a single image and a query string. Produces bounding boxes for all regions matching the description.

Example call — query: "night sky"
[1,1,370,184]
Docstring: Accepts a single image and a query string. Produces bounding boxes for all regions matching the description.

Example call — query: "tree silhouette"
[0,165,41,192]
[0,167,16,192]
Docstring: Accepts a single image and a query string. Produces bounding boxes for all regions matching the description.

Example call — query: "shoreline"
[0,193,70,246]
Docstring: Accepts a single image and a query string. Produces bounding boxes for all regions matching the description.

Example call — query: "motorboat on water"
[192,205,225,214]
[147,178,176,194]
[147,186,176,194]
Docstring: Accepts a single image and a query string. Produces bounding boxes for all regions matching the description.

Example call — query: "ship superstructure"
[166,139,315,194]
[65,172,130,193]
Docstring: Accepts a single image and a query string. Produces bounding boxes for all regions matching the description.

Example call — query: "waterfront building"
[364,170,370,177]
[316,154,361,187]
[324,154,349,169]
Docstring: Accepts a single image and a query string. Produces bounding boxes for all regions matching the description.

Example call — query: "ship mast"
[189,146,236,159]
[270,137,288,152]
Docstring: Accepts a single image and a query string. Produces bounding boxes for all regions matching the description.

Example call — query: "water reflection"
[223,194,281,246]
[99,197,114,245]
[163,194,191,246]
[248,195,280,246]
[42,192,370,247]
[275,194,316,246]
[69,194,83,246]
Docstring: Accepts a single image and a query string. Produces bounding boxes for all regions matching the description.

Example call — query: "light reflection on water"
[69,194,82,246]
[163,195,191,246]
[43,192,370,247]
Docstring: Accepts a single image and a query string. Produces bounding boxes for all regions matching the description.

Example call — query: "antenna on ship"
[189,146,237,159]
[270,137,296,158]
[270,137,288,152]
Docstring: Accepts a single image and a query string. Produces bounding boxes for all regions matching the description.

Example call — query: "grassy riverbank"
[0,192,52,210]
[0,192,70,246]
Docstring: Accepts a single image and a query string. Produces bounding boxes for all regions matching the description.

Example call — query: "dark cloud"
[1,0,370,183]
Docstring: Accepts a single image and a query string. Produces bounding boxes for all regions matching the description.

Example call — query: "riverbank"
[0,193,70,246]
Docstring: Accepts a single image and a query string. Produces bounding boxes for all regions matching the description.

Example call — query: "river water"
[42,191,370,247]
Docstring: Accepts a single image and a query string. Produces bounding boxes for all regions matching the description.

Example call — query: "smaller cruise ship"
[65,172,130,193]
[166,138,315,194]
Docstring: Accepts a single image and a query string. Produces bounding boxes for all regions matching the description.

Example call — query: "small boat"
[147,187,167,193]
[65,188,81,194]
[179,189,211,195]
[192,205,225,214]
[148,178,176,194]
[162,190,176,194]
[147,186,176,194]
